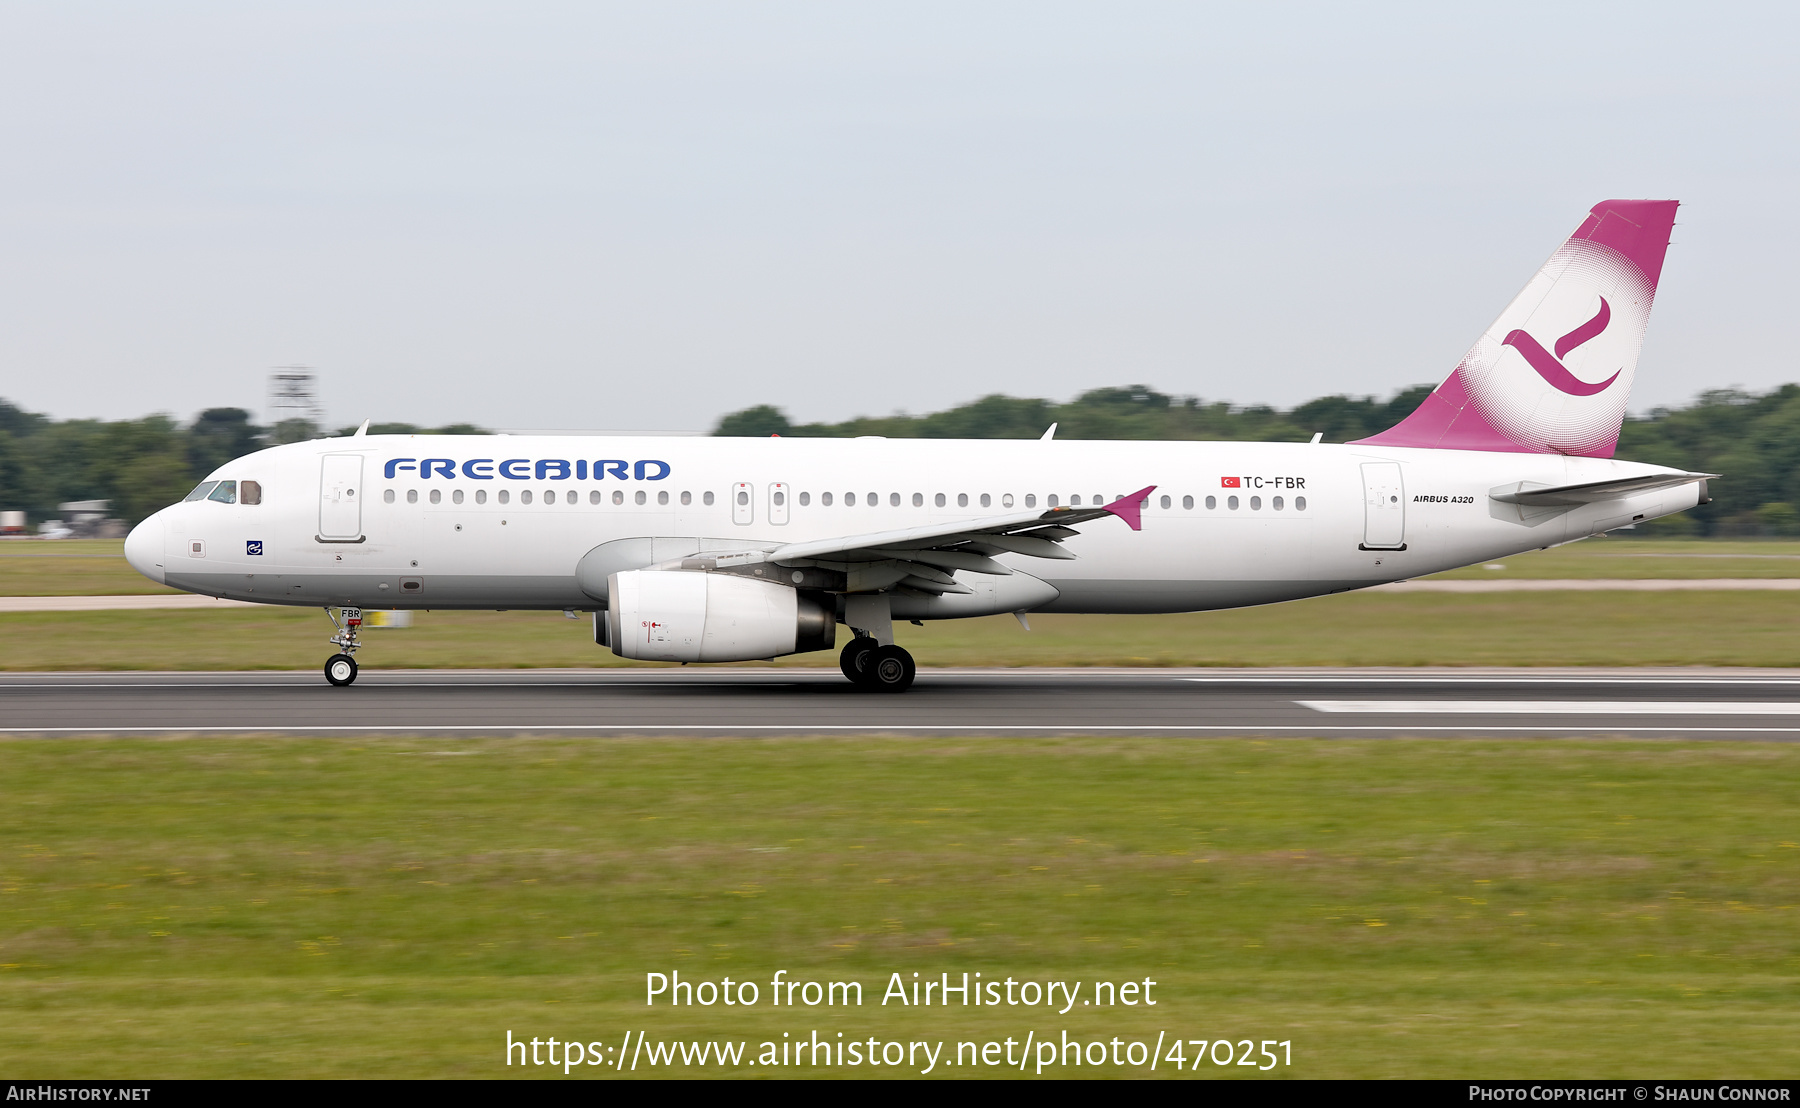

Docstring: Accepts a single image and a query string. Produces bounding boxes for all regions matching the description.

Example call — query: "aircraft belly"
[1037,578,1368,614]
[164,570,589,610]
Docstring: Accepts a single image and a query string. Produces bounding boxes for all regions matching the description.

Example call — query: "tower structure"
[267,366,322,425]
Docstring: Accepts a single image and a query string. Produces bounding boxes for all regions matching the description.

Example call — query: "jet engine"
[606,570,835,662]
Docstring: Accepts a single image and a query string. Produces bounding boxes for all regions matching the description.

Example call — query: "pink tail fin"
[1353,199,1678,457]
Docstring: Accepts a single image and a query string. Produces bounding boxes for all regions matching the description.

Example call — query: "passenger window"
[475,489,487,505]
[1160,495,1171,509]
[798,492,810,507]
[1228,495,1239,510]
[1295,496,1307,511]
[998,494,1009,508]
[845,492,856,506]
[1093,494,1104,505]
[658,491,670,505]
[1250,496,1262,510]
[871,492,881,506]
[498,490,510,504]
[635,491,646,505]
[429,489,442,505]
[737,490,748,506]
[683,491,693,506]
[184,481,220,502]
[1273,496,1284,510]
[207,481,237,504]
[590,490,601,505]
[935,493,946,507]
[453,489,464,504]
[406,489,418,504]
[822,492,833,506]
[1047,494,1058,507]
[613,490,624,505]
[384,489,395,504]
[959,494,970,508]
[240,480,262,505]
[703,491,715,506]
[1025,494,1036,508]
[520,490,533,505]
[1202,496,1213,509]
[771,490,783,506]
[912,493,923,507]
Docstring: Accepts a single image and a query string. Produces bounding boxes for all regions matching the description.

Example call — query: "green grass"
[0,540,180,596]
[6,589,1800,670]
[1,736,1795,1078]
[1430,538,1800,580]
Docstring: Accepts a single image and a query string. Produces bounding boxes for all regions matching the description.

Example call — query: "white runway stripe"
[6,724,1800,735]
[1299,700,1800,715]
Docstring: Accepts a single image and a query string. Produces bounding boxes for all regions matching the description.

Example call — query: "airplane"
[124,198,1711,692]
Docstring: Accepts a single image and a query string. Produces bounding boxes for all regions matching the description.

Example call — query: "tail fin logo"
[1499,297,1619,396]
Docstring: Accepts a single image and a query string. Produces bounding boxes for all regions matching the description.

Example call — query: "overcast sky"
[1,2,1795,431]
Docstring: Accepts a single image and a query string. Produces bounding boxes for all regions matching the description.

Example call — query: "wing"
[1489,471,1717,506]
[767,485,1157,595]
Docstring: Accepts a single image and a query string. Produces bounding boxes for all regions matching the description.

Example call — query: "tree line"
[0,406,480,527]
[4,385,1797,534]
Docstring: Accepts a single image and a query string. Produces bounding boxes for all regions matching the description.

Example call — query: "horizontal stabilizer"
[1489,471,1716,507]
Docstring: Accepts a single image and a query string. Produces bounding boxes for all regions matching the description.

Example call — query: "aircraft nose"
[124,513,166,584]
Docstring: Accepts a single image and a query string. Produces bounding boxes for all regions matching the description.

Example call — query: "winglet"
[1102,485,1157,531]
[353,419,370,437]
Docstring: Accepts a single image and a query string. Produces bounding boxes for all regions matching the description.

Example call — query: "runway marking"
[1300,700,1800,715]
[5,724,1800,735]
[1186,676,1800,686]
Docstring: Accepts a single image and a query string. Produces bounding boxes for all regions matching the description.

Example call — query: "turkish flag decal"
[1221,476,1242,488]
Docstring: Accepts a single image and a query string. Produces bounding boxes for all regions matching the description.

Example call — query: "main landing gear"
[839,636,915,693]
[324,606,362,687]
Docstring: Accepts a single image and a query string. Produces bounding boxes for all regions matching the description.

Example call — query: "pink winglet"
[1103,485,1157,531]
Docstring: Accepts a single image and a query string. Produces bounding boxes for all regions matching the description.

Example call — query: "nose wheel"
[325,653,359,686]
[323,606,364,687]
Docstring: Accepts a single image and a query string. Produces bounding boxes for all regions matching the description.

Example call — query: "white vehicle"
[126,199,1709,691]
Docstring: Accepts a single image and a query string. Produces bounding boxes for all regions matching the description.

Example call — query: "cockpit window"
[184,481,220,502]
[206,480,237,504]
[240,480,262,505]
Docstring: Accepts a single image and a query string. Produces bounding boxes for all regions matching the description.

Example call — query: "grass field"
[1,735,1794,1078]
[5,588,1800,670]
[6,538,1800,598]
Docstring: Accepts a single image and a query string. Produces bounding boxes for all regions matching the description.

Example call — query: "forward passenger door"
[319,455,364,540]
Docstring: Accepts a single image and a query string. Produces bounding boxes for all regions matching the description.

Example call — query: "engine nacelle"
[607,570,835,662]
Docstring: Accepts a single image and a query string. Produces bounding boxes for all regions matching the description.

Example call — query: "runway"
[8,667,1800,738]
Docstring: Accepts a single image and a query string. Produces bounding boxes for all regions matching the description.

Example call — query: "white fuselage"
[125,434,1699,616]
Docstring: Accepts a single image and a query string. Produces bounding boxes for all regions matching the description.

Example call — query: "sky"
[1,2,1796,431]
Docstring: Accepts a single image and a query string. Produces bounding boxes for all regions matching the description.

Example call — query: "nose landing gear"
[324,606,363,686]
